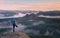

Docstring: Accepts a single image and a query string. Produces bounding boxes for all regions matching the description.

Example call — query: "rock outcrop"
[0,32,30,38]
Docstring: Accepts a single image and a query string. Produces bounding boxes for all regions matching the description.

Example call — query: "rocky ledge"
[0,32,30,38]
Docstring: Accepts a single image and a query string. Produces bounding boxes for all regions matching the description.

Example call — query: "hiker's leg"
[13,24,15,32]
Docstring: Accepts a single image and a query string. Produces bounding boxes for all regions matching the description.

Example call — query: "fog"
[38,15,60,18]
[0,13,26,19]
[15,24,27,31]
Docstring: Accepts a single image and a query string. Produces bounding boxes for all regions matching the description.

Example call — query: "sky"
[0,0,60,11]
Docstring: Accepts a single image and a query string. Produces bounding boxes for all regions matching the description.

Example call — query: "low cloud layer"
[0,13,26,19]
[38,15,60,18]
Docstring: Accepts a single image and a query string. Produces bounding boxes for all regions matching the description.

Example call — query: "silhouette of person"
[11,18,18,32]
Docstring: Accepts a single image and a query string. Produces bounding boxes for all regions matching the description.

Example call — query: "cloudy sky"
[0,0,60,11]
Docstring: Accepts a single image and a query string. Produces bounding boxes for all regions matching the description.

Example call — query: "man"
[11,18,18,32]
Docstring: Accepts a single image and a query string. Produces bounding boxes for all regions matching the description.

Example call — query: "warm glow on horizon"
[0,0,60,11]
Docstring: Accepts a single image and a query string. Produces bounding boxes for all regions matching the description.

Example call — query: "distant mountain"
[0,10,60,21]
[0,10,39,18]
[23,13,37,20]
[37,11,60,16]
[0,10,18,17]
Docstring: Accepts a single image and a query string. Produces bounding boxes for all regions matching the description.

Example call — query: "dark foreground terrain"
[0,32,30,38]
[0,32,59,38]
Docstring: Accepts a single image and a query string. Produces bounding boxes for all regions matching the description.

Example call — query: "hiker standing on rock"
[11,18,18,32]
